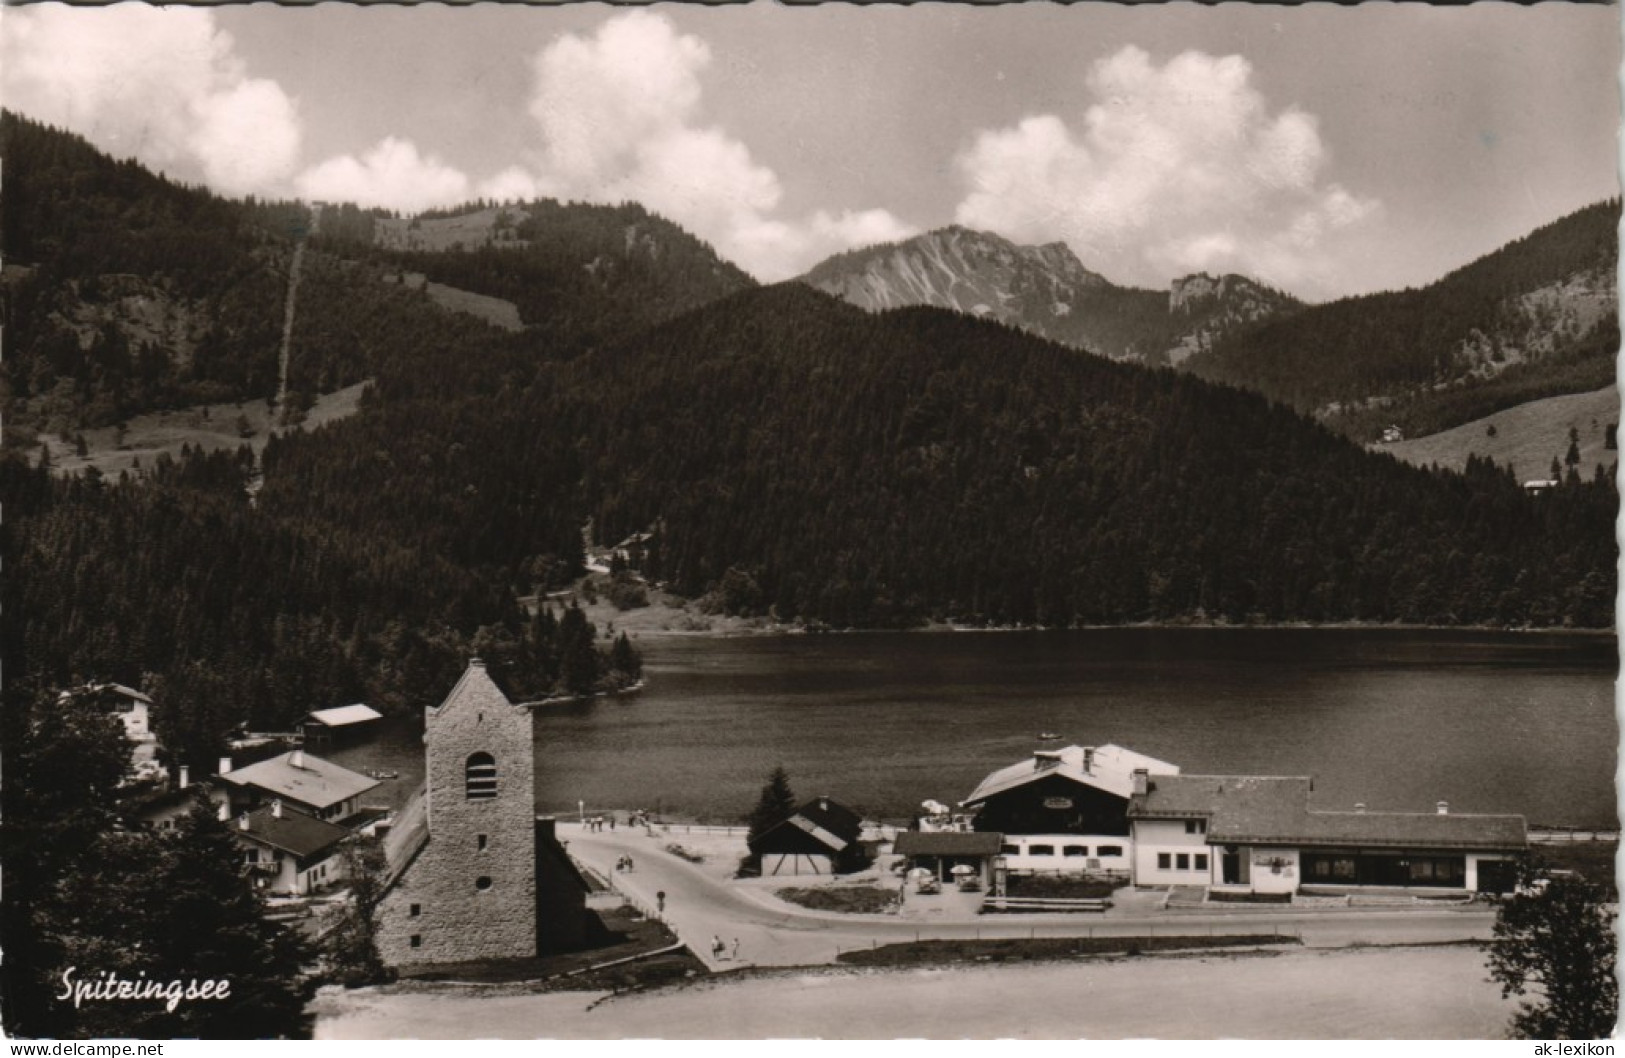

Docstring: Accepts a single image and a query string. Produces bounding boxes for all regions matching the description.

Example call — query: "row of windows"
[1156,852,1210,871]
[1001,844,1126,858]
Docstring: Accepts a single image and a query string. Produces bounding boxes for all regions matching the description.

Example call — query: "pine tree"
[747,765,797,845]
[610,632,642,682]
[149,806,315,1037]
[1,683,132,1037]
[557,603,599,696]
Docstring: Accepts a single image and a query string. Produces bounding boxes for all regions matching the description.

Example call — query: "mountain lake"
[328,627,1618,830]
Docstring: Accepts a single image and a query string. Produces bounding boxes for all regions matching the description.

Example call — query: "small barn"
[302,703,383,748]
[749,797,866,876]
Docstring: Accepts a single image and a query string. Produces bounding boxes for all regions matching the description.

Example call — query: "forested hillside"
[260,282,1616,631]
[541,286,1614,629]
[313,198,755,358]
[1,112,305,435]
[1188,200,1620,440]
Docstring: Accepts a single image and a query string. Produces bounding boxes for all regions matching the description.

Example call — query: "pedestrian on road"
[731,938,740,962]
[711,935,725,960]
[626,856,634,873]
[609,816,616,831]
[656,891,666,914]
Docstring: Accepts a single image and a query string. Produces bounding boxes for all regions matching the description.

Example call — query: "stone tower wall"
[378,661,537,967]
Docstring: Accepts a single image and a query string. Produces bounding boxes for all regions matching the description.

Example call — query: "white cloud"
[1,6,301,197]
[479,166,544,205]
[297,138,471,215]
[505,11,913,280]
[954,46,1378,293]
[2,7,909,276]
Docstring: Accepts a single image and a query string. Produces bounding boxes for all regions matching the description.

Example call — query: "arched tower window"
[465,752,497,800]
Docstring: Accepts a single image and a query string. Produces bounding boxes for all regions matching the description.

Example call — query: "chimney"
[289,749,305,770]
[271,799,283,819]
[1354,803,1366,814]
[237,814,251,831]
[819,798,830,812]
[1436,800,1449,816]
[1082,747,1095,773]
[218,756,233,776]
[1131,768,1149,797]
[178,765,190,790]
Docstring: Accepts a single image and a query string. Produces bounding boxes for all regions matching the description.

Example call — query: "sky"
[2,2,1618,301]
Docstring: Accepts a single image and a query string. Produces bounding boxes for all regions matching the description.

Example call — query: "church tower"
[377,659,538,966]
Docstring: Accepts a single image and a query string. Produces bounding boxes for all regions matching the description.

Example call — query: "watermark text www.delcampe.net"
[1536,1045,1615,1055]
[11,1045,163,1057]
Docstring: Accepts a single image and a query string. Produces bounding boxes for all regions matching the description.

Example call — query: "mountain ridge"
[798,225,1303,365]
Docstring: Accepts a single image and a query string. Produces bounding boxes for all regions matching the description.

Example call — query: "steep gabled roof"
[218,750,380,810]
[962,744,1180,806]
[750,797,864,855]
[429,658,521,720]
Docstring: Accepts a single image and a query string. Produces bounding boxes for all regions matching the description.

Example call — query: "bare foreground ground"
[313,946,1514,1039]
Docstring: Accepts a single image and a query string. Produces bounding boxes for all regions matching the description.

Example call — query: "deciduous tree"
[1487,856,1618,1039]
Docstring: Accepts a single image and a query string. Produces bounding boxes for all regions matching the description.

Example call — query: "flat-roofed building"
[302,703,383,749]
[1128,770,1525,895]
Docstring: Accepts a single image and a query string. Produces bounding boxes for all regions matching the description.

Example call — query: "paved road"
[562,824,1496,970]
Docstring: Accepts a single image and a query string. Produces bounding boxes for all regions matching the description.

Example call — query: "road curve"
[561,824,1496,969]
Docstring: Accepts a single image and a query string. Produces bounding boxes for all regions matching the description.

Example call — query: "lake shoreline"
[594,599,1616,642]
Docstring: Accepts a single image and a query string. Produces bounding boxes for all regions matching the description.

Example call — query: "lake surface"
[331,628,1619,829]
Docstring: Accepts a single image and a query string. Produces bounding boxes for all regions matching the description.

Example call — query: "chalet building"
[749,797,866,876]
[64,682,160,778]
[375,660,591,968]
[96,683,154,743]
[302,703,383,749]
[960,744,1178,876]
[960,745,1526,895]
[229,800,351,895]
[216,749,380,823]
